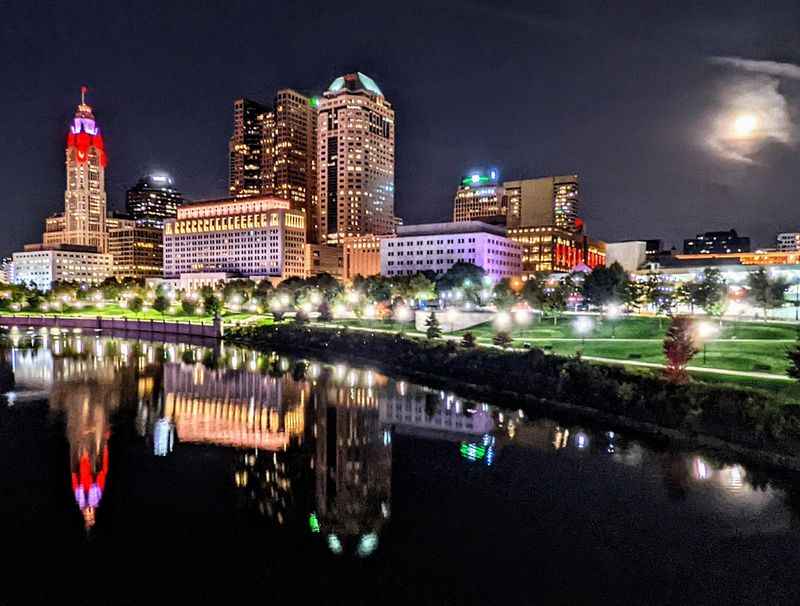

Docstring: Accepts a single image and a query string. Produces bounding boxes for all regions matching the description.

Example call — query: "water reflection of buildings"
[17,335,133,529]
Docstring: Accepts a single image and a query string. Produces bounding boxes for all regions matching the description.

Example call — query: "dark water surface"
[1,329,800,605]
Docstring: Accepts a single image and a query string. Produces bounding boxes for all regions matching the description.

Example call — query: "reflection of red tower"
[70,442,109,529]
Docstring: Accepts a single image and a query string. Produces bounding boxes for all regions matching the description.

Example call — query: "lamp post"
[695,321,717,365]
[573,316,594,349]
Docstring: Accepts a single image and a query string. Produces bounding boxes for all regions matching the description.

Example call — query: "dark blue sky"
[2,0,800,255]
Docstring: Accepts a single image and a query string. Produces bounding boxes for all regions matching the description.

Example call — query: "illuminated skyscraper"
[229,98,269,197]
[126,174,184,229]
[452,170,505,223]
[505,175,580,232]
[317,72,395,243]
[261,89,319,243]
[43,86,108,252]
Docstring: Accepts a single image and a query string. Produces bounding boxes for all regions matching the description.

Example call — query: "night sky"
[2,0,800,256]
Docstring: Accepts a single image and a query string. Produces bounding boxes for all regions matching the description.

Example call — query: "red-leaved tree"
[663,316,698,383]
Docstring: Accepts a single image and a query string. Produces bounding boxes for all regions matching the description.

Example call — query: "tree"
[786,334,800,380]
[663,316,698,383]
[181,298,197,315]
[153,295,169,318]
[493,278,518,310]
[693,268,728,320]
[461,331,477,348]
[318,301,333,322]
[747,267,788,319]
[436,262,486,304]
[522,274,547,312]
[425,312,442,339]
[203,294,222,318]
[128,295,144,315]
[582,262,627,311]
[493,331,513,348]
[543,279,569,325]
[407,273,435,303]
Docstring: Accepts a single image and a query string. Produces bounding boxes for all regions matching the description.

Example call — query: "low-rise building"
[777,232,800,252]
[303,243,343,279]
[108,220,163,278]
[343,234,385,280]
[507,225,605,277]
[12,244,112,291]
[163,195,305,280]
[683,229,750,254]
[380,221,522,281]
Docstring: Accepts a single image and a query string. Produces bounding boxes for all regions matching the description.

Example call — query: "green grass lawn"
[460,316,799,341]
[0,305,267,325]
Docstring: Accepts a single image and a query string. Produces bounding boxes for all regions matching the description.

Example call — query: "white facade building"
[380,221,522,280]
[777,232,800,252]
[163,195,305,279]
[12,245,112,291]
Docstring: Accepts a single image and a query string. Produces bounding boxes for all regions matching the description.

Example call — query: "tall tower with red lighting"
[45,86,108,252]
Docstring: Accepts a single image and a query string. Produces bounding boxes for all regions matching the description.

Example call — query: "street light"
[573,316,594,347]
[606,304,621,338]
[695,321,717,365]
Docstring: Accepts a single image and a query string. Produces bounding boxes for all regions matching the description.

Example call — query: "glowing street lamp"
[573,316,594,346]
[493,311,512,331]
[695,321,717,365]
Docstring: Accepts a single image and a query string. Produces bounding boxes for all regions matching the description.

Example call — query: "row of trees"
[3,259,793,322]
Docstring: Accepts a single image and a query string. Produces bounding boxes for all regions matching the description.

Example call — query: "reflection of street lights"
[695,321,717,365]
[573,316,594,347]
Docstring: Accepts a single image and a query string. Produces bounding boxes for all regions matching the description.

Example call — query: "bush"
[461,332,476,348]
[493,331,513,348]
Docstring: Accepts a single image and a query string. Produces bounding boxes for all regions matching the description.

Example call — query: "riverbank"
[225,323,800,470]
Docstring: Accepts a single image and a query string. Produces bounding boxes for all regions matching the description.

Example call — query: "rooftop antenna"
[80,85,88,105]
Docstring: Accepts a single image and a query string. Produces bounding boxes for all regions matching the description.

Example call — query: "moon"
[732,114,758,138]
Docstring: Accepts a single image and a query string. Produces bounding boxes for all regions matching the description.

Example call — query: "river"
[1,328,799,605]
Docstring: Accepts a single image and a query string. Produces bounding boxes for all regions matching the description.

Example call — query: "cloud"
[710,56,800,81]
[706,57,799,163]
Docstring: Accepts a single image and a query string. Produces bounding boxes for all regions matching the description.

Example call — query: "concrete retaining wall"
[0,315,222,338]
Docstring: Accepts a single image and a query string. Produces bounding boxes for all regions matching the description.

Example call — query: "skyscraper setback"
[317,72,396,243]
[43,87,108,252]
[228,90,318,242]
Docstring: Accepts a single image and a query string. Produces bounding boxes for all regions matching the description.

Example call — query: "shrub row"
[226,324,800,452]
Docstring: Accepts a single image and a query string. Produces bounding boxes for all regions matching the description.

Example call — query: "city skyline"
[3,1,800,256]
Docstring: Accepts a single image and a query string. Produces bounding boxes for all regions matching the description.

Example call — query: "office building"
[343,234,385,280]
[507,226,605,276]
[12,244,112,291]
[126,174,184,228]
[318,72,395,243]
[683,229,750,254]
[229,98,269,197]
[43,87,108,252]
[777,232,800,252]
[163,195,305,280]
[452,170,505,223]
[261,89,319,243]
[505,175,580,232]
[303,244,343,279]
[380,222,522,280]
[107,216,163,278]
